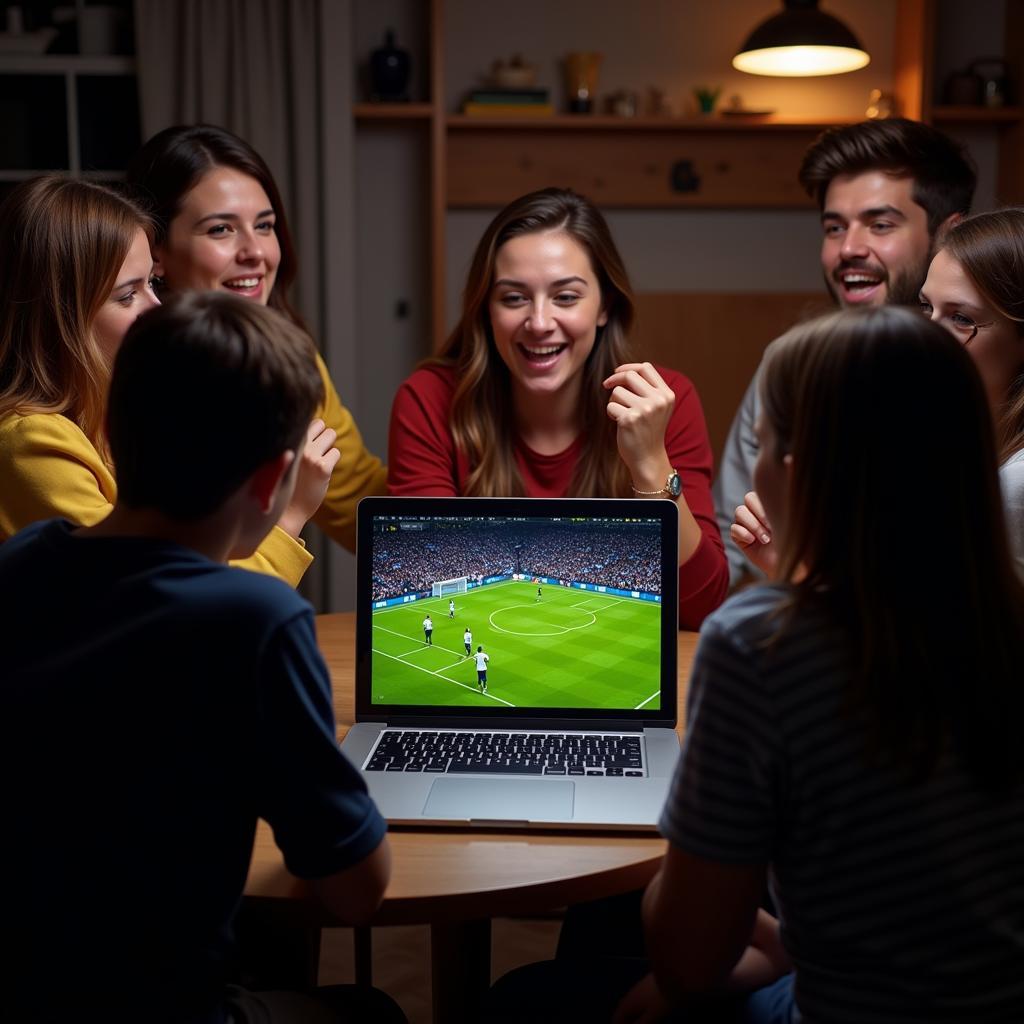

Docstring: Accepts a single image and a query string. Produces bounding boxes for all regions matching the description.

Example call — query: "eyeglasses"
[919,302,994,345]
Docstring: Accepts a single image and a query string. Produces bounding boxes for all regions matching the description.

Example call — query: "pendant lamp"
[733,0,870,77]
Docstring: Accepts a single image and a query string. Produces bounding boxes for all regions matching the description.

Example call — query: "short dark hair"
[798,118,976,236]
[107,292,323,520]
[126,123,305,330]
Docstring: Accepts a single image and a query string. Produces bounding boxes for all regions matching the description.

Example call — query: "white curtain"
[132,0,359,611]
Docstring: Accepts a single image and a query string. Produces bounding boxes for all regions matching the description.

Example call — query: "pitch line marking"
[397,646,434,658]
[634,690,660,710]
[488,604,596,636]
[373,622,466,660]
[372,647,515,706]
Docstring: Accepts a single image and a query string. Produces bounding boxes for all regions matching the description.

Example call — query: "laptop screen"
[355,497,678,724]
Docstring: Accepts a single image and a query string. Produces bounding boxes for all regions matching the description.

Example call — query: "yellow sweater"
[0,354,386,584]
[308,352,388,552]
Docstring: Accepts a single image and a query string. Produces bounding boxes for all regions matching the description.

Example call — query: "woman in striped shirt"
[630,306,1024,1023]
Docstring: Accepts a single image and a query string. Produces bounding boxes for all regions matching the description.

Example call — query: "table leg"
[354,925,373,986]
[430,918,491,1024]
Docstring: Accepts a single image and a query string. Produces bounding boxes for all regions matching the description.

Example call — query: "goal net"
[432,576,468,597]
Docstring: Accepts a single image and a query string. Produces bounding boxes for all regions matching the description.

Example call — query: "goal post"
[432,576,468,597]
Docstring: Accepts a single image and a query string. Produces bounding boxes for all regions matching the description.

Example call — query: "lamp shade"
[733,0,870,77]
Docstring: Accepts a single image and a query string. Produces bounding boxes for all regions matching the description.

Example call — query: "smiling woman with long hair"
[920,207,1024,577]
[0,175,331,584]
[388,187,728,629]
[127,123,386,553]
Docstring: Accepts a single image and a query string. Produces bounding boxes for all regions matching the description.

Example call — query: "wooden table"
[245,612,699,1022]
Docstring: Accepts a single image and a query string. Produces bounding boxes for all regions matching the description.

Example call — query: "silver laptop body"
[342,496,681,831]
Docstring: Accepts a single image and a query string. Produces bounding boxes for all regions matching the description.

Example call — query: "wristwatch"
[631,469,682,498]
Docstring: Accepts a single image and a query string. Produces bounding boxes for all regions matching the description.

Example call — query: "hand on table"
[730,490,777,577]
[603,362,675,487]
[277,418,340,539]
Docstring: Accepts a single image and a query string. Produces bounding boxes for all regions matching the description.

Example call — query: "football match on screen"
[369,515,662,710]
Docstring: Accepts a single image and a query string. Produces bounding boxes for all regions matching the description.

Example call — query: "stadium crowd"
[371,521,661,601]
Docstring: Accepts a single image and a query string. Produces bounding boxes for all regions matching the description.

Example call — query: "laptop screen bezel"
[355,496,679,727]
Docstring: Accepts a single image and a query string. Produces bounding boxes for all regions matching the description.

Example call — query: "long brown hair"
[432,187,635,496]
[0,175,152,454]
[761,306,1024,789]
[126,124,306,331]
[941,208,1024,462]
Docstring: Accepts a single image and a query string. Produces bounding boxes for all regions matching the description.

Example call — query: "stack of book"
[462,88,554,117]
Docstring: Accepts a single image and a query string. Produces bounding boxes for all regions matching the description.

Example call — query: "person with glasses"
[715,119,977,588]
[919,208,1024,577]
[489,308,1024,1023]
[735,208,1024,583]
[0,176,337,583]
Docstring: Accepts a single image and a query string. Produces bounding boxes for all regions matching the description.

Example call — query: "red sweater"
[388,363,728,629]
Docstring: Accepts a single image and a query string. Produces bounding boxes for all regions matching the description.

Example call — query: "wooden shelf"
[446,123,821,209]
[352,0,1024,349]
[932,105,1023,124]
[353,102,434,121]
[447,114,852,132]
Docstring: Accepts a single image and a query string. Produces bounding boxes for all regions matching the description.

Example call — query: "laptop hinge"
[368,715,670,732]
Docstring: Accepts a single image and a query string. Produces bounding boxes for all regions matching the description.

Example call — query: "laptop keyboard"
[364,729,645,776]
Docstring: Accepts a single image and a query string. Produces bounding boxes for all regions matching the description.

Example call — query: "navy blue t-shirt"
[0,519,387,1022]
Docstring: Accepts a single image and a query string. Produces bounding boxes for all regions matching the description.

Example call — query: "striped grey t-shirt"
[660,584,1024,1023]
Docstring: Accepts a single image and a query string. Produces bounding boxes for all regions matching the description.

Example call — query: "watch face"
[667,471,682,497]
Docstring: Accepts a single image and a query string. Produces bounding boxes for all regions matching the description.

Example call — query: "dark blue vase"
[370,29,411,102]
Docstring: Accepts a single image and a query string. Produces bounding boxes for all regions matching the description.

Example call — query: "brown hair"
[941,208,1024,462]
[761,306,1024,789]
[432,187,635,497]
[108,292,323,520]
[0,175,153,454]
[799,118,976,236]
[126,124,306,330]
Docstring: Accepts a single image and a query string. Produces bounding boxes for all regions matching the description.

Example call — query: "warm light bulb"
[733,45,869,76]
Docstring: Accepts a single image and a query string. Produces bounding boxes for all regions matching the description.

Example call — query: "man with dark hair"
[799,117,976,306]
[714,118,976,586]
[0,293,402,1023]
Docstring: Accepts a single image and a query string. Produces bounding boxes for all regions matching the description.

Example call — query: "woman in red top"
[388,187,727,628]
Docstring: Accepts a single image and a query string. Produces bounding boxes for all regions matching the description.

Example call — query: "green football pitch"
[370,580,661,710]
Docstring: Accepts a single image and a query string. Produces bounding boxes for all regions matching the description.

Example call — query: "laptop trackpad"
[423,777,574,822]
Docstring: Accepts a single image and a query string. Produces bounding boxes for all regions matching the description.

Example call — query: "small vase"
[369,29,411,102]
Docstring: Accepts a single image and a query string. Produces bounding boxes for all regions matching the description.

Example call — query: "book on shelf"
[462,102,555,117]
[467,88,550,105]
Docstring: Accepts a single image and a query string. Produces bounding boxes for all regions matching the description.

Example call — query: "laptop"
[341,496,680,830]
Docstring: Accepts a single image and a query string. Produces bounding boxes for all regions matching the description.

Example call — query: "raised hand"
[603,362,676,486]
[276,418,340,539]
[730,490,777,577]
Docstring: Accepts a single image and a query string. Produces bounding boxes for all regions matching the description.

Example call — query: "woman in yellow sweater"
[127,124,387,553]
[0,175,334,585]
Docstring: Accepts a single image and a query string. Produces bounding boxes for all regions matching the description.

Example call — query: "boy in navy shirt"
[0,293,400,1023]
